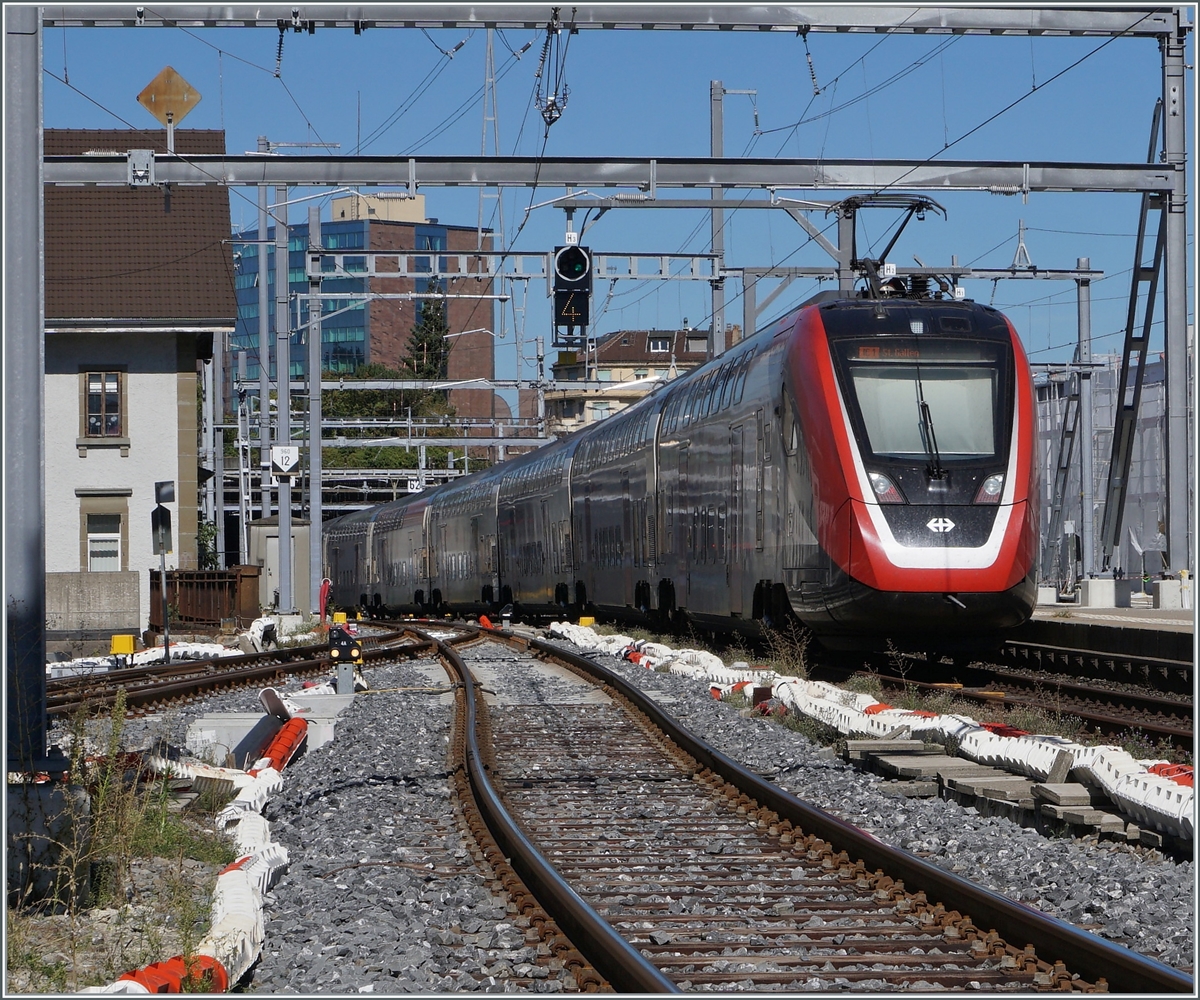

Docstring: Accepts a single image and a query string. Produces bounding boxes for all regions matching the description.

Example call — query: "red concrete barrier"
[118,954,229,992]
[249,717,308,775]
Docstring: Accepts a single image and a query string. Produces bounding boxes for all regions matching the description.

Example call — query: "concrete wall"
[44,332,200,634]
[45,571,139,633]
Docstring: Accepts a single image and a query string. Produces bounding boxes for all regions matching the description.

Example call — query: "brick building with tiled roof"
[43,129,236,642]
[546,327,725,434]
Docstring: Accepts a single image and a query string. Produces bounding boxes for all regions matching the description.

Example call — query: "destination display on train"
[846,341,992,363]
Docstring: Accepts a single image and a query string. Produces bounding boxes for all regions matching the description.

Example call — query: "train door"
[472,515,485,598]
[582,482,594,602]
[621,472,634,604]
[730,424,744,615]
[497,504,514,604]
[435,522,447,603]
[755,409,765,552]
[679,444,690,598]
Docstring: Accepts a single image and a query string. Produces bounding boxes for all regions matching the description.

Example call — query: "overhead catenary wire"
[408,38,535,153]
[866,12,1158,201]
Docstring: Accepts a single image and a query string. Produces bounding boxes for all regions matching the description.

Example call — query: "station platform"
[1030,604,1194,634]
[1016,603,1193,664]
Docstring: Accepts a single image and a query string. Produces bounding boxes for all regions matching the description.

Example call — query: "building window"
[597,369,612,381]
[327,231,361,250]
[686,336,708,353]
[86,372,122,437]
[648,337,670,353]
[87,513,122,571]
[592,402,611,421]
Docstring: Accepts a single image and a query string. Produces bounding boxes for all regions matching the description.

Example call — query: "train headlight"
[867,472,904,504]
[974,473,1004,504]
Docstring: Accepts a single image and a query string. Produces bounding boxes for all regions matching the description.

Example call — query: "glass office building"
[230,218,450,380]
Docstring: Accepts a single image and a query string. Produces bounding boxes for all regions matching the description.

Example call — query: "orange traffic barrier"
[863,703,895,715]
[979,721,1031,738]
[218,855,253,876]
[479,615,494,629]
[1148,763,1194,787]
[249,717,308,775]
[118,954,229,993]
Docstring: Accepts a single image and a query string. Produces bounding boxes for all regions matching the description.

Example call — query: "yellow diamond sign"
[137,66,201,126]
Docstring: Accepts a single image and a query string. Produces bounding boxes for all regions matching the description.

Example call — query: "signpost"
[152,481,174,663]
[271,446,298,611]
[136,66,201,153]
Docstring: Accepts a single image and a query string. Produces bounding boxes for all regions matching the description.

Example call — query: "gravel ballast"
[49,630,1192,990]
[562,638,1195,973]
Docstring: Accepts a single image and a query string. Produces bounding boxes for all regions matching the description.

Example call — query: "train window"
[832,337,1007,461]
[719,363,736,410]
[673,394,685,433]
[699,373,715,416]
[782,400,800,456]
[732,363,748,404]
[703,368,720,416]
[700,369,715,417]
[852,366,996,457]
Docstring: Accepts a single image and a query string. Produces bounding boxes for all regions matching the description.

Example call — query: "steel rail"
[1001,638,1193,678]
[980,665,1192,717]
[529,635,1194,994]
[855,670,1193,749]
[46,632,427,717]
[409,625,679,993]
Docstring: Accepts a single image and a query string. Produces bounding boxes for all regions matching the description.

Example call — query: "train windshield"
[833,338,1010,463]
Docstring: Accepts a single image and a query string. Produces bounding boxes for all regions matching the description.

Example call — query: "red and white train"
[325,285,1038,654]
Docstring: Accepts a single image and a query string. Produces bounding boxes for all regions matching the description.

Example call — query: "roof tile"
[45,129,236,325]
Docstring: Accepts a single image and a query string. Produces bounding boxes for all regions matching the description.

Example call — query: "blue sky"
[42,12,1194,378]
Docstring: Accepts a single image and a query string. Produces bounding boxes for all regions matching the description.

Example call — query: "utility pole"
[1161,23,1190,576]
[710,81,725,359]
[5,4,46,770]
[710,81,757,357]
[308,205,323,617]
[1076,258,1095,578]
[236,351,251,563]
[256,137,272,525]
[275,182,293,612]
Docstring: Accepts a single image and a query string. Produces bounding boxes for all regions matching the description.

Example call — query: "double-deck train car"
[324,286,1038,653]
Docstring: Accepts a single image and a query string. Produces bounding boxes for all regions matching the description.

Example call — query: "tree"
[317,288,462,470]
[403,289,450,384]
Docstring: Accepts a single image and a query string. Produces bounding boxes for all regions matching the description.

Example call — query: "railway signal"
[553,245,592,335]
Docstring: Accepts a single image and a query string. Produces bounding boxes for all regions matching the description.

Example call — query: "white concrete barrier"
[550,622,1194,841]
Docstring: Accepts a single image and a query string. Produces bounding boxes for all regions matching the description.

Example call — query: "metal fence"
[149,566,263,633]
[1036,354,1194,587]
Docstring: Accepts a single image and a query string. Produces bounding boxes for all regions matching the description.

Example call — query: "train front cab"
[785,299,1038,652]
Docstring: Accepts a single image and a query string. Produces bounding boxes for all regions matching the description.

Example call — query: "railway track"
[855,668,1192,753]
[811,628,1195,753]
[45,626,406,717]
[998,638,1192,698]
[421,624,1192,993]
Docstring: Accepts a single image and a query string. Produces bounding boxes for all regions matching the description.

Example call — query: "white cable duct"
[197,867,267,986]
[79,980,151,994]
[100,698,300,992]
[549,623,1194,841]
[144,757,260,793]
[215,768,286,824]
